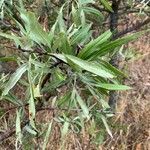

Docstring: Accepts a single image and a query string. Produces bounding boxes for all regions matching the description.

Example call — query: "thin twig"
[114,17,150,39]
[0,120,29,142]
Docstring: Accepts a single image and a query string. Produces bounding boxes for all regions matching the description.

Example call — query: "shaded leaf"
[70,24,91,45]
[83,6,104,18]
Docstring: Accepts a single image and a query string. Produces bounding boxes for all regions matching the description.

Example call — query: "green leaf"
[28,56,36,129]
[20,11,52,49]
[98,59,127,77]
[57,4,66,33]
[16,110,22,145]
[61,120,70,139]
[25,125,37,135]
[79,0,95,5]
[0,0,5,9]
[2,64,28,96]
[91,31,145,59]
[0,32,22,47]
[2,93,23,106]
[86,85,110,109]
[83,6,104,18]
[74,89,89,119]
[70,24,91,45]
[72,4,80,26]
[100,0,113,12]
[33,84,41,98]
[42,121,53,150]
[100,114,113,138]
[80,9,86,27]
[0,56,17,62]
[58,33,73,55]
[65,55,114,78]
[78,30,112,59]
[29,96,36,123]
[92,83,131,90]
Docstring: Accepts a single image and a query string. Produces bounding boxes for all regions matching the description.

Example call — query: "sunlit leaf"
[100,114,113,138]
[79,0,95,5]
[24,125,37,135]
[61,120,70,139]
[74,89,90,119]
[0,32,22,47]
[16,110,22,146]
[100,0,113,12]
[91,83,131,90]
[42,121,53,150]
[2,64,28,96]
[65,55,114,78]
[78,30,112,59]
[20,11,52,49]
[91,31,146,59]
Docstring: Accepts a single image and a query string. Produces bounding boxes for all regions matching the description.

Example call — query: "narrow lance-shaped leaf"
[91,31,148,59]
[0,56,17,62]
[0,0,5,9]
[79,0,95,5]
[0,32,22,47]
[58,33,73,55]
[28,56,36,130]
[65,55,115,78]
[2,64,28,96]
[100,114,113,138]
[57,4,66,33]
[98,59,127,77]
[2,93,23,106]
[86,85,110,109]
[80,9,86,27]
[74,89,90,119]
[42,121,53,150]
[16,110,22,145]
[100,0,113,12]
[83,6,104,18]
[20,11,52,49]
[91,83,132,90]
[61,120,70,139]
[78,30,112,59]
[70,24,91,45]
[72,4,80,26]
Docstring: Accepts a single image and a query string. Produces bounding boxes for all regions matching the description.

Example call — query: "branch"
[0,120,29,142]
[114,17,150,39]
[108,0,121,110]
[0,104,104,143]
[4,45,65,63]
